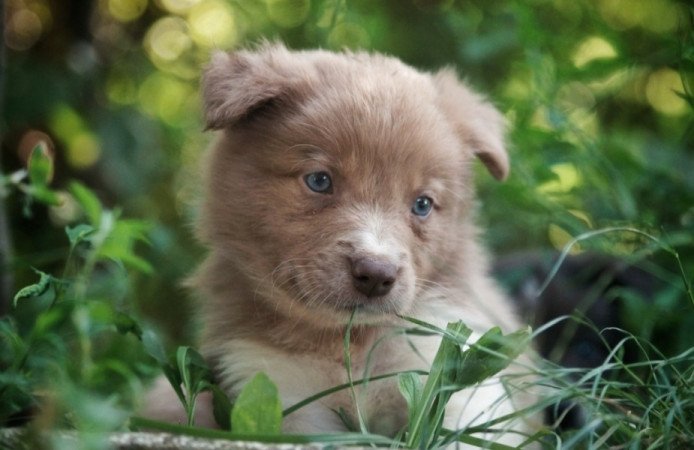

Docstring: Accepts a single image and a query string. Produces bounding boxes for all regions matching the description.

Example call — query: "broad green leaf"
[27,142,53,186]
[13,270,53,307]
[69,181,102,226]
[231,372,282,435]
[456,326,531,388]
[66,224,95,248]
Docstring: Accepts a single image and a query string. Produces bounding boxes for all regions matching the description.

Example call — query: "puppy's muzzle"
[350,257,399,297]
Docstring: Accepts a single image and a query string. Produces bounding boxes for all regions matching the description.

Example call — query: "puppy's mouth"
[278,257,411,321]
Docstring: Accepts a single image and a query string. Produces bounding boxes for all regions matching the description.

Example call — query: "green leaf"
[113,311,143,339]
[13,270,53,307]
[210,384,234,431]
[98,219,153,273]
[27,142,53,186]
[405,321,467,449]
[231,372,283,435]
[65,224,95,248]
[398,372,423,427]
[69,181,103,226]
[176,346,212,397]
[456,326,531,388]
[22,184,61,206]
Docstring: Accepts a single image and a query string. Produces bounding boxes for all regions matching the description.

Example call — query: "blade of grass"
[129,416,397,446]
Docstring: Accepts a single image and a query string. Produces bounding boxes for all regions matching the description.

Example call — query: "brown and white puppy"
[147,43,533,443]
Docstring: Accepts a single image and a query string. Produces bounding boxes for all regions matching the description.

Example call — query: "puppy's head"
[199,43,507,326]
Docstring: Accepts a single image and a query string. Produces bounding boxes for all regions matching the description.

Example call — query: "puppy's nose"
[350,257,398,297]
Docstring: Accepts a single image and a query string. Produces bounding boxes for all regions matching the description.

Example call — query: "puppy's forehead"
[288,58,461,173]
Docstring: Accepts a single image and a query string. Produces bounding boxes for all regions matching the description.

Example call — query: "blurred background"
[1,0,692,352]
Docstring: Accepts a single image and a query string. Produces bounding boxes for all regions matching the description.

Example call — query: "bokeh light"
[646,68,688,117]
[144,16,192,66]
[187,0,238,48]
[572,36,617,69]
[108,0,148,22]
[159,0,202,15]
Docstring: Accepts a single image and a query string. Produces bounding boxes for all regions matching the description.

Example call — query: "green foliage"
[231,373,283,435]
[398,321,531,449]
[1,0,693,448]
[0,154,155,440]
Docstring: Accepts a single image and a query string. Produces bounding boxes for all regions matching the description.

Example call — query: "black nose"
[350,257,398,297]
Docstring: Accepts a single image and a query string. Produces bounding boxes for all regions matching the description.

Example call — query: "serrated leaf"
[13,270,53,307]
[69,181,102,226]
[28,142,53,186]
[231,372,282,434]
[65,224,95,248]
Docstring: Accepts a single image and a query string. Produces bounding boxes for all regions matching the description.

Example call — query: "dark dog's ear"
[202,43,310,130]
[433,69,509,181]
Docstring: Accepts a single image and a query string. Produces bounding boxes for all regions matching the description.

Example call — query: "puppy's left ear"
[433,69,509,181]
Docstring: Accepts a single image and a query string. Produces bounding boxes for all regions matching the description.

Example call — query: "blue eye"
[304,171,333,193]
[412,196,433,217]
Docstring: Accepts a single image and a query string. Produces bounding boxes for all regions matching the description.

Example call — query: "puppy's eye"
[304,171,333,194]
[412,196,433,217]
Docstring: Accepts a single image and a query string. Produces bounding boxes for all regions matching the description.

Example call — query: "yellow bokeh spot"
[537,163,582,196]
[108,0,148,22]
[145,16,192,64]
[138,73,194,124]
[50,105,85,143]
[188,0,237,48]
[266,0,310,28]
[160,0,202,15]
[67,133,102,169]
[548,224,582,254]
[573,36,617,69]
[645,68,688,117]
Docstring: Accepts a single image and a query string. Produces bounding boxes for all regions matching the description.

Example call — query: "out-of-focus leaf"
[210,384,233,431]
[13,270,53,307]
[27,142,53,186]
[99,219,153,273]
[22,184,61,206]
[66,224,95,249]
[69,181,103,226]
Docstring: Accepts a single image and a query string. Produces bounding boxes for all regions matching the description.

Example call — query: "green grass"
[2,137,694,450]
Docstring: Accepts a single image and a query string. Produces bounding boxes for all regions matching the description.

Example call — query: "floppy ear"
[201,43,310,130]
[432,68,509,181]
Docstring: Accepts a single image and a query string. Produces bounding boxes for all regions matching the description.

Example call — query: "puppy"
[147,43,534,444]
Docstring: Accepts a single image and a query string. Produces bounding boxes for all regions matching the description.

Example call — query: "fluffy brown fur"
[145,43,533,444]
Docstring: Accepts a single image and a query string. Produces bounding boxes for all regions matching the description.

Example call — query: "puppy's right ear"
[202,44,307,130]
